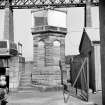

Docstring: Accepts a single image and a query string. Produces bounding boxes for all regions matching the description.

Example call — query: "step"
[20,81,31,84]
[20,81,31,83]
[7,103,36,105]
[21,75,31,78]
[19,85,32,87]
[18,87,36,92]
[20,79,31,82]
[20,77,31,79]
[20,74,31,76]
[19,84,31,87]
[19,86,34,89]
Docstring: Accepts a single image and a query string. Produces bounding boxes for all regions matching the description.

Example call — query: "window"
[38,41,44,47]
[53,41,60,47]
[0,41,7,48]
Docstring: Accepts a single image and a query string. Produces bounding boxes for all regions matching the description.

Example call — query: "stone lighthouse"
[31,10,67,89]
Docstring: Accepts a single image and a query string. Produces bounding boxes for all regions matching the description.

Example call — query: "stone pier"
[0,0,25,91]
[31,10,67,88]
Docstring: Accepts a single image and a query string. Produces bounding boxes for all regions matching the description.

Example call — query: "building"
[79,27,101,91]
[0,40,25,91]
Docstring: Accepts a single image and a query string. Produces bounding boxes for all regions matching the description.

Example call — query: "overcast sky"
[0,7,99,61]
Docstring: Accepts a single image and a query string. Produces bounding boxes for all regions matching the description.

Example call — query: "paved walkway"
[6,90,102,105]
[89,91,102,105]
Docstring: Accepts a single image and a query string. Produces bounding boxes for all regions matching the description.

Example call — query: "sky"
[0,7,99,61]
[66,7,99,55]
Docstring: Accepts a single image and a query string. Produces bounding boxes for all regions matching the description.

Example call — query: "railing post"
[59,60,63,85]
[81,69,83,95]
[76,82,77,95]
[86,57,89,101]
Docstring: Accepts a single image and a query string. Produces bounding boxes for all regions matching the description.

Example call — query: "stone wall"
[25,61,33,74]
[8,56,25,91]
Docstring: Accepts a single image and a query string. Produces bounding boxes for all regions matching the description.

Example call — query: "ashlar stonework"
[32,27,67,88]
[31,10,67,88]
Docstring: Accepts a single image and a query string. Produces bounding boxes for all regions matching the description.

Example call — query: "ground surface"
[6,90,102,105]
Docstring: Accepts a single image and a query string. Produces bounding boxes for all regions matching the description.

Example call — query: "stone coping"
[31,25,67,35]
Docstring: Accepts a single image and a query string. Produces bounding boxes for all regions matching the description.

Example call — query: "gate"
[59,57,89,103]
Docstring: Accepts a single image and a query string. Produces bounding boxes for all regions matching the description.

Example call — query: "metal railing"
[0,0,99,9]
[59,57,89,103]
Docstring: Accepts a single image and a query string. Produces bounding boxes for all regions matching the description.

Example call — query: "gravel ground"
[6,90,102,105]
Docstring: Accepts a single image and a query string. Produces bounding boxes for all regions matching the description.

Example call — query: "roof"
[79,27,100,52]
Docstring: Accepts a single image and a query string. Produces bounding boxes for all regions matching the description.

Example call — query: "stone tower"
[31,10,67,88]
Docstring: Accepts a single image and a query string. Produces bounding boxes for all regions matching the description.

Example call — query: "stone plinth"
[32,25,67,87]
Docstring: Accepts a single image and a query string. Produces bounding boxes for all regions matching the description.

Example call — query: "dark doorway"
[0,68,6,75]
[0,67,9,92]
